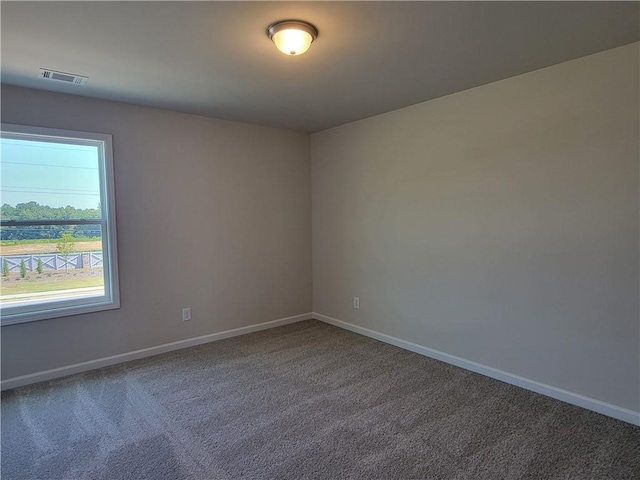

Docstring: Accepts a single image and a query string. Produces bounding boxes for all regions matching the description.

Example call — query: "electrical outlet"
[353,297,360,309]
[182,308,191,321]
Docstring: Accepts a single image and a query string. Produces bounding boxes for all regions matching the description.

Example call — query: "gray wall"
[311,44,640,411]
[1,85,312,378]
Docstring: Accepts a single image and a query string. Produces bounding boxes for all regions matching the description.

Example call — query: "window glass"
[0,125,119,325]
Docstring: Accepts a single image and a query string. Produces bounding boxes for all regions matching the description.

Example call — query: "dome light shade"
[267,20,318,56]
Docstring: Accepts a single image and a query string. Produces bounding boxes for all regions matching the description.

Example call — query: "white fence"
[1,252,103,272]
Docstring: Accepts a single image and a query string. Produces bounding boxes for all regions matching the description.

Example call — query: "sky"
[0,138,101,210]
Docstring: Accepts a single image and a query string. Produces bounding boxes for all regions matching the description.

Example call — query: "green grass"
[1,271,104,295]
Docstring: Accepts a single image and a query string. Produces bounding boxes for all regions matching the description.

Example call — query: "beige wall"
[311,44,640,411]
[1,85,312,378]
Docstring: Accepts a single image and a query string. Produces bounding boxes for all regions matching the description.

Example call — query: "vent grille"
[39,68,88,86]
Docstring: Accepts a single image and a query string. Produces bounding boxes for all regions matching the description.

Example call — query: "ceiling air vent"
[39,68,88,86]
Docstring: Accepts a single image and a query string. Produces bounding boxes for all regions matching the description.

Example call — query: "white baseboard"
[313,312,640,427]
[1,312,312,391]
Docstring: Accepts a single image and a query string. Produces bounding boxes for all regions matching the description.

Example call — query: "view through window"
[0,124,119,324]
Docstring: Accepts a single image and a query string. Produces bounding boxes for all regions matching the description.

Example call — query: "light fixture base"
[267,20,318,56]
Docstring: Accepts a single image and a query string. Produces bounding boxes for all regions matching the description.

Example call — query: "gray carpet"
[2,320,639,480]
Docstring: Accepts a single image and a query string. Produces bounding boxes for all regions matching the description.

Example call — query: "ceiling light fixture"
[267,20,318,56]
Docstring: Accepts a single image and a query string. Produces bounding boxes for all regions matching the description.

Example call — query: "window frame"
[0,123,120,325]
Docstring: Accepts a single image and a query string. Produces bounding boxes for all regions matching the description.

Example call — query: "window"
[0,124,119,325]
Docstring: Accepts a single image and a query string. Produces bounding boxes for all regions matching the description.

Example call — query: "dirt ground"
[0,241,102,255]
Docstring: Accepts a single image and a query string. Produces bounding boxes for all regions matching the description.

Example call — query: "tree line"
[1,202,101,240]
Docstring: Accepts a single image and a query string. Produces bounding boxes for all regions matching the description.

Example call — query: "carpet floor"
[2,320,639,479]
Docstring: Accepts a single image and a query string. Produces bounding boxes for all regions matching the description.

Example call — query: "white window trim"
[0,123,120,325]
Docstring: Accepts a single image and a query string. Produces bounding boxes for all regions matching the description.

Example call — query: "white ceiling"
[1,1,638,132]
